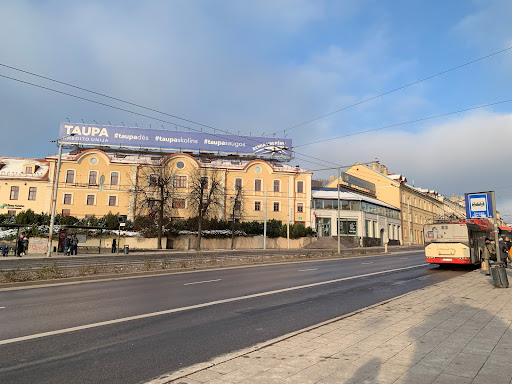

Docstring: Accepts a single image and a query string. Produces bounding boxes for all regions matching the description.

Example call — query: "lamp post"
[46,133,75,257]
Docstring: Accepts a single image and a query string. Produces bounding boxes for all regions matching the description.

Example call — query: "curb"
[145,281,435,384]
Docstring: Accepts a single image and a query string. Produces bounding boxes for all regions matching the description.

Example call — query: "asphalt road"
[0,250,472,383]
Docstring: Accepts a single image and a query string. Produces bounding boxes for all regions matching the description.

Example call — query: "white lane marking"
[183,279,222,286]
[361,262,373,264]
[401,258,409,260]
[0,307,4,309]
[298,268,317,272]
[0,263,427,346]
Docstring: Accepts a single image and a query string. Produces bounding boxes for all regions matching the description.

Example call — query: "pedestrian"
[500,237,510,267]
[1,243,8,257]
[71,234,79,255]
[111,238,117,253]
[16,235,24,257]
[64,235,72,256]
[22,236,29,256]
[481,238,495,275]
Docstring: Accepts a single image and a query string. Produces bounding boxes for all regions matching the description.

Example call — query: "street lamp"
[46,133,75,257]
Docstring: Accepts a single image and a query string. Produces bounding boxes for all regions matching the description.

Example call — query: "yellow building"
[44,149,314,227]
[136,153,312,226]
[331,162,444,245]
[0,157,50,216]
[46,149,137,219]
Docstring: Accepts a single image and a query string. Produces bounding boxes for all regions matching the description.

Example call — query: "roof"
[0,157,49,181]
[48,150,311,174]
[312,188,399,210]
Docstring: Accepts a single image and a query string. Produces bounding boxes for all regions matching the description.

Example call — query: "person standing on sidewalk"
[71,234,79,255]
[111,238,117,253]
[481,238,495,275]
[64,235,72,256]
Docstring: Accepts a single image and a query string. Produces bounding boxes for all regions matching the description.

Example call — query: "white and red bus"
[424,218,494,265]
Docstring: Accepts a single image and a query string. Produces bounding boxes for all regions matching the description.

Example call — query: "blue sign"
[465,192,493,218]
[59,123,292,159]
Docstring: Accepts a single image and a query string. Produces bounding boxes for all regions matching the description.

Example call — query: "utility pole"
[263,185,267,250]
[46,133,75,257]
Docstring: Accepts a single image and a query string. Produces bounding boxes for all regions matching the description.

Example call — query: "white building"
[311,188,402,247]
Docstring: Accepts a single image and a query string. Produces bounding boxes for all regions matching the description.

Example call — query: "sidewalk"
[151,268,512,384]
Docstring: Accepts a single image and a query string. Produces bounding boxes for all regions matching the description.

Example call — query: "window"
[273,202,279,212]
[10,186,19,200]
[254,179,262,192]
[235,178,242,191]
[63,194,72,205]
[254,201,261,211]
[234,201,241,211]
[86,195,95,206]
[297,181,304,193]
[338,219,357,236]
[88,171,98,185]
[110,172,119,186]
[273,180,280,192]
[25,166,33,174]
[297,203,303,212]
[173,175,187,188]
[85,214,94,218]
[65,170,75,184]
[8,210,16,216]
[108,196,117,206]
[62,209,70,217]
[172,198,186,209]
[176,161,185,169]
[28,187,37,200]
[200,176,209,190]
[149,174,158,186]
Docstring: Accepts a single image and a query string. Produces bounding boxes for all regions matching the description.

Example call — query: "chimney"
[381,165,388,175]
[329,175,335,181]
[372,161,380,172]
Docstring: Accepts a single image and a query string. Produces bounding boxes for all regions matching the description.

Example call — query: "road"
[0,250,472,383]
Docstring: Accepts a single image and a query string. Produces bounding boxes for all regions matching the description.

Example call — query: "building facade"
[135,153,312,226]
[311,188,401,246]
[0,157,50,216]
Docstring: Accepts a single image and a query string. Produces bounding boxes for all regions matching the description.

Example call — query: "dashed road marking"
[298,268,318,272]
[183,279,222,286]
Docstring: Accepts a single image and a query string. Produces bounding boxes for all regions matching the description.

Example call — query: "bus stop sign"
[465,192,493,218]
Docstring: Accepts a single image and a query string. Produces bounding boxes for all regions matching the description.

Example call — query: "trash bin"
[490,262,509,288]
[124,245,129,254]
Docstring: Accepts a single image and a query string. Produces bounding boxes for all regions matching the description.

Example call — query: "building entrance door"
[316,218,331,237]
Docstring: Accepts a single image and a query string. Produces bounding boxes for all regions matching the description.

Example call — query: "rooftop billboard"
[59,123,292,159]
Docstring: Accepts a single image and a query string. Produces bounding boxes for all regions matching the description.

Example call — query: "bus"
[424,218,494,265]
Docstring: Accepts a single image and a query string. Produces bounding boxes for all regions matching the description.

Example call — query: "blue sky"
[1,0,512,219]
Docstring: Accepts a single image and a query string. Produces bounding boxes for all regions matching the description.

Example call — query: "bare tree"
[132,159,177,249]
[228,183,245,249]
[187,168,223,249]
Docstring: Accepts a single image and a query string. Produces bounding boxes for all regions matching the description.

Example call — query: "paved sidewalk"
[151,268,512,384]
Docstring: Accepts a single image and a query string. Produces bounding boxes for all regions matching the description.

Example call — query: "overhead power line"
[0,62,230,136]
[273,45,512,136]
[293,98,512,149]
[0,72,342,169]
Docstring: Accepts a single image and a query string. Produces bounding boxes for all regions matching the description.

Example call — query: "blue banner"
[59,123,292,159]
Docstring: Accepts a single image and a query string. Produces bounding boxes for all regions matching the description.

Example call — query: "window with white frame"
[28,187,37,200]
[108,195,117,206]
[88,171,98,185]
[110,172,119,186]
[65,170,75,184]
[86,194,95,206]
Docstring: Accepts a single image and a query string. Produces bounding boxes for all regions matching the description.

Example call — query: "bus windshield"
[424,223,469,244]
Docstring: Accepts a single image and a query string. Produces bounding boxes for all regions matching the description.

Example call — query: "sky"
[1,0,512,220]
